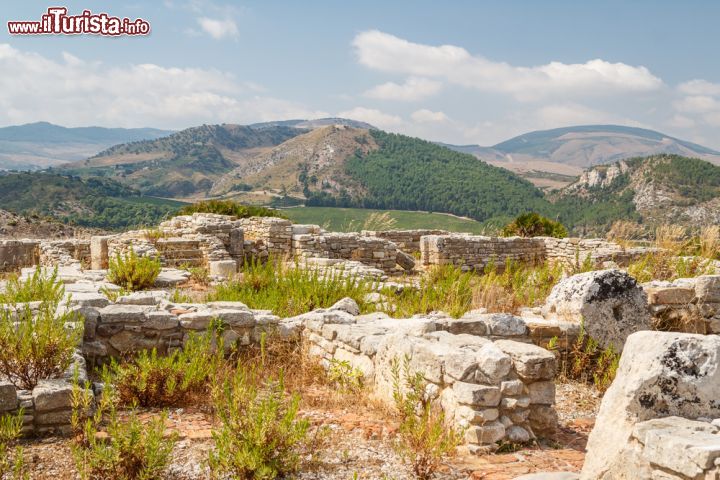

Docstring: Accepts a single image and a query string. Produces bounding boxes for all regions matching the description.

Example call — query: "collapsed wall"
[644,275,720,334]
[302,306,558,449]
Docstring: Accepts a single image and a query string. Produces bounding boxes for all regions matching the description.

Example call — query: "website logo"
[8,7,150,36]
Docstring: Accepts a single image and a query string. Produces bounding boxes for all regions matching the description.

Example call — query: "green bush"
[177,200,286,219]
[502,212,567,238]
[0,301,81,390]
[109,329,224,408]
[208,259,373,317]
[0,267,64,304]
[107,249,161,291]
[208,368,310,480]
[0,410,26,480]
[71,379,177,480]
[391,356,463,480]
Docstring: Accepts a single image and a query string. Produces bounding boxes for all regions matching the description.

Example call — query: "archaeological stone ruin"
[2,212,720,477]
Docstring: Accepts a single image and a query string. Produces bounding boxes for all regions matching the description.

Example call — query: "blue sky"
[3,0,720,148]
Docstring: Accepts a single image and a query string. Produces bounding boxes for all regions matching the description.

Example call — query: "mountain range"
[2,118,720,232]
[0,122,172,170]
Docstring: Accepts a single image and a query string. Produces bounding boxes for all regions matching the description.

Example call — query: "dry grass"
[606,220,645,248]
[698,225,720,259]
[654,224,688,253]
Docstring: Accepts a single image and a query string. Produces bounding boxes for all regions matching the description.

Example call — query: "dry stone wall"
[302,305,558,449]
[39,240,90,268]
[542,237,657,267]
[0,239,39,272]
[362,229,448,255]
[420,235,546,272]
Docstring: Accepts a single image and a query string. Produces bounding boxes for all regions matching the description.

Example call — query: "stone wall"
[420,235,546,272]
[0,353,90,436]
[543,237,656,267]
[39,240,90,268]
[238,217,292,260]
[362,229,448,255]
[643,275,720,334]
[0,239,40,272]
[302,307,558,448]
[293,228,401,274]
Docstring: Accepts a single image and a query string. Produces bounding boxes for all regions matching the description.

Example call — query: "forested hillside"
[306,130,549,223]
[0,172,183,229]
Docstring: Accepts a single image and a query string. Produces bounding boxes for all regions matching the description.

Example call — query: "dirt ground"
[16,379,600,480]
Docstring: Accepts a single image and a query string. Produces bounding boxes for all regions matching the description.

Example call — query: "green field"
[281,206,491,233]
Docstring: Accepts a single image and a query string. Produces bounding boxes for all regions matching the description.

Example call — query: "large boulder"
[581,331,720,479]
[542,269,650,351]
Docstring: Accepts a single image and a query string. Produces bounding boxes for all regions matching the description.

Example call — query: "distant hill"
[442,125,720,189]
[217,126,549,224]
[0,172,184,229]
[552,154,720,231]
[0,122,172,170]
[62,118,376,198]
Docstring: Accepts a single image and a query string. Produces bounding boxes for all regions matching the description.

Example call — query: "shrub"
[391,356,463,480]
[327,359,364,393]
[109,328,224,408]
[502,212,567,238]
[107,249,161,291]
[548,324,619,392]
[71,379,177,480]
[0,410,26,480]
[177,200,286,219]
[208,368,310,480]
[208,259,373,317]
[0,301,81,390]
[0,267,64,304]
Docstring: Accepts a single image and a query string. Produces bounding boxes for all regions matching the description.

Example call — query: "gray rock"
[329,297,360,316]
[542,269,650,351]
[143,311,180,330]
[32,379,73,412]
[395,250,416,271]
[212,308,255,328]
[484,313,528,336]
[495,340,556,381]
[98,304,147,324]
[0,381,17,412]
[178,311,215,330]
[581,332,720,480]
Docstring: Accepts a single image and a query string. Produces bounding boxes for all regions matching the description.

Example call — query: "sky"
[2,0,720,148]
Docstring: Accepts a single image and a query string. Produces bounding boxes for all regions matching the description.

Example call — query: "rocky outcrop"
[542,269,650,351]
[581,331,720,479]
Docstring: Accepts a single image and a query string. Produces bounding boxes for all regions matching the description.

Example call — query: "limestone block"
[0,382,17,412]
[494,340,556,381]
[33,379,73,412]
[98,304,147,324]
[542,269,650,351]
[581,332,720,480]
[209,260,237,279]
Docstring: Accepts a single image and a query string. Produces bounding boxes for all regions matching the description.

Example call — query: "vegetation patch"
[207,259,374,317]
[107,249,161,291]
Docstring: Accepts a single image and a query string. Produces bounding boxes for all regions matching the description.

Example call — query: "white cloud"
[0,44,326,129]
[411,109,449,123]
[197,17,238,39]
[337,107,403,130]
[674,95,720,114]
[364,77,442,101]
[353,30,662,101]
[678,79,720,96]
